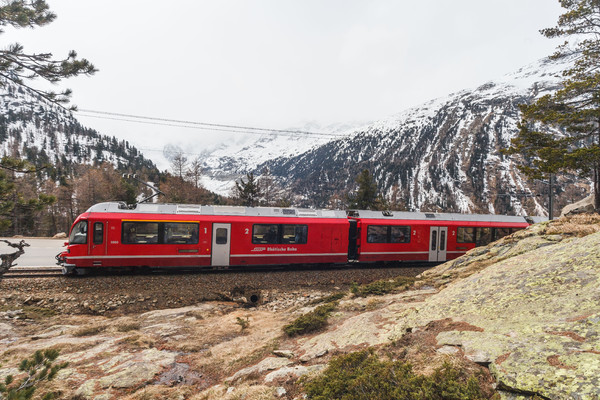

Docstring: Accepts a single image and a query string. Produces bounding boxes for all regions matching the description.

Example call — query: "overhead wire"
[75,109,346,138]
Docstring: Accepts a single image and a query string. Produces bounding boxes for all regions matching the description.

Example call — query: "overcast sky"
[3,0,565,169]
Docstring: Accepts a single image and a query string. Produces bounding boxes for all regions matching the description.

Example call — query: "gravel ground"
[0,265,431,316]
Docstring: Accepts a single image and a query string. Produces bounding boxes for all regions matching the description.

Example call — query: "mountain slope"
[0,81,156,174]
[261,56,584,215]
[198,121,366,195]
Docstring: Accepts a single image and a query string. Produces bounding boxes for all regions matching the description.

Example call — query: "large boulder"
[392,230,600,399]
[561,194,596,216]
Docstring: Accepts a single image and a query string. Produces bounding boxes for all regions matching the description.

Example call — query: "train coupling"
[55,252,65,265]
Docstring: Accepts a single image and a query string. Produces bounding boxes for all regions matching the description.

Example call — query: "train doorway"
[89,221,106,266]
[211,223,231,267]
[428,226,448,262]
[347,219,359,261]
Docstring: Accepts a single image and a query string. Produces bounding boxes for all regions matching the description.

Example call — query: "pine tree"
[0,1,95,232]
[348,169,380,210]
[0,157,56,235]
[234,172,261,207]
[507,0,600,210]
[0,0,96,109]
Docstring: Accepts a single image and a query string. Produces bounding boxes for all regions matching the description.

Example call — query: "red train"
[56,202,537,275]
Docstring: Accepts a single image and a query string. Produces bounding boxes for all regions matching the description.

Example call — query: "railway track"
[2,267,64,278]
[1,263,433,279]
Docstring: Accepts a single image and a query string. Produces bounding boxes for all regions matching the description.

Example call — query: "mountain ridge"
[0,80,157,175]
[253,56,585,215]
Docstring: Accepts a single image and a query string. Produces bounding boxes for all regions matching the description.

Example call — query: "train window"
[215,228,228,244]
[391,226,410,243]
[122,222,159,244]
[69,221,88,244]
[252,224,280,244]
[475,227,493,246]
[367,226,388,243]
[252,224,308,244]
[431,230,437,251]
[440,230,446,251]
[93,222,103,245]
[165,222,199,244]
[457,227,475,243]
[367,225,411,243]
[494,227,514,241]
[282,225,308,244]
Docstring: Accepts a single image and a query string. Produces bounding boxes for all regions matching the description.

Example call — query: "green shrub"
[307,292,346,306]
[116,322,141,332]
[283,302,337,337]
[0,349,68,400]
[351,276,416,297]
[303,350,486,400]
[236,316,250,332]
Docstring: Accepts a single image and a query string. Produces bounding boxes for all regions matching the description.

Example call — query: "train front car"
[57,202,351,274]
[352,211,531,265]
[57,209,93,274]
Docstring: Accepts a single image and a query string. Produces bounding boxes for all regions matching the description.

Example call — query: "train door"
[348,219,359,261]
[89,221,106,266]
[428,226,448,262]
[211,223,231,267]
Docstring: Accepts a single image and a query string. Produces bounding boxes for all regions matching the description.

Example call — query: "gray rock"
[226,357,292,383]
[273,349,294,358]
[97,348,177,389]
[436,345,460,355]
[561,194,596,216]
[264,364,325,383]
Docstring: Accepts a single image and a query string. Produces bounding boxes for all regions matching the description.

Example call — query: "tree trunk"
[0,240,29,276]
[595,165,600,211]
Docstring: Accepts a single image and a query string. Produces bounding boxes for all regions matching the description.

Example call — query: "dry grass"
[117,334,155,349]
[545,213,600,237]
[122,385,194,400]
[72,324,108,337]
[192,383,276,400]
[116,321,141,332]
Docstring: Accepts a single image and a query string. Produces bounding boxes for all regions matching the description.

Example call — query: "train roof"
[85,202,349,219]
[85,202,545,224]
[349,210,541,224]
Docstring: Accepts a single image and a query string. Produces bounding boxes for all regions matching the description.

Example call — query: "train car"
[57,202,350,274]
[351,211,532,263]
[57,202,540,274]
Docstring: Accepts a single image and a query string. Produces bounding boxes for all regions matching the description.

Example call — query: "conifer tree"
[234,172,261,207]
[348,169,380,210]
[0,1,95,232]
[507,0,600,209]
[0,0,96,108]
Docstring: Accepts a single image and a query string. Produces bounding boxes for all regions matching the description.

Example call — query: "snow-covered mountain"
[196,55,584,216]
[258,56,584,215]
[198,121,368,195]
[0,81,156,173]
[0,55,586,217]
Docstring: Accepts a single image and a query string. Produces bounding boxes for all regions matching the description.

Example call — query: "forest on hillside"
[0,159,235,237]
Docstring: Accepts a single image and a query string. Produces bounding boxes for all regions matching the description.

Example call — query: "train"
[56,202,541,275]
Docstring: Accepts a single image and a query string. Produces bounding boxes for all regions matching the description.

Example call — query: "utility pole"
[535,174,555,220]
[548,174,554,220]
[497,173,555,219]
